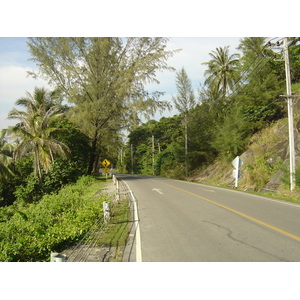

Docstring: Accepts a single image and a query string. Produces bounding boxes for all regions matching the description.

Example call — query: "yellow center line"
[152,179,300,242]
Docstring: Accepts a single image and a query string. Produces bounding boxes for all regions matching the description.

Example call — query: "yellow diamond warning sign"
[102,159,111,168]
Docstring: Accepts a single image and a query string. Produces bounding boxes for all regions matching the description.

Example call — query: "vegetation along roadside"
[0,175,131,262]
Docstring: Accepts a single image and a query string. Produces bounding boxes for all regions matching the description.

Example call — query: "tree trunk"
[185,117,188,178]
[93,154,100,173]
[87,131,98,175]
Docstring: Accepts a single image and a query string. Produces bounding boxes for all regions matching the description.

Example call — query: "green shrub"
[280,165,300,189]
[0,175,107,262]
[13,160,84,205]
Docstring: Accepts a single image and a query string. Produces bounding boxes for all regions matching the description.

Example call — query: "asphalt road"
[119,174,300,262]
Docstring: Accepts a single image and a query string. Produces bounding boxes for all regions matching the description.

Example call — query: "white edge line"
[177,180,300,209]
[122,179,142,262]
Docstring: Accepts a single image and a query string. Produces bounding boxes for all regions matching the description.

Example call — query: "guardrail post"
[103,201,111,223]
[50,252,67,262]
[116,180,120,203]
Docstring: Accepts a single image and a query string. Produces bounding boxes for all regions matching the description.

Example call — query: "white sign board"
[232,156,243,188]
[232,156,243,169]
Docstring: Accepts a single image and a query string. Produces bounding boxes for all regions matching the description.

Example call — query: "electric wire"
[66,187,120,262]
[192,37,288,140]
[66,214,107,262]
[65,178,132,262]
[229,37,282,96]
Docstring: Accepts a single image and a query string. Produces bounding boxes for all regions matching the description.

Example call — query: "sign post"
[102,159,111,179]
[232,156,243,188]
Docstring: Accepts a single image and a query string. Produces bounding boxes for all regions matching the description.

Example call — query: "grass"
[95,197,131,261]
[77,175,132,262]
[260,187,300,205]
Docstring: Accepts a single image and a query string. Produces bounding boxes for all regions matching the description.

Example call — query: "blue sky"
[0,1,292,130]
[0,37,49,129]
[0,37,244,129]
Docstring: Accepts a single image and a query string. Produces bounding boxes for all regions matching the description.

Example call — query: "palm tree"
[8,87,70,179]
[237,37,267,58]
[203,46,240,97]
[0,130,16,178]
[237,37,268,80]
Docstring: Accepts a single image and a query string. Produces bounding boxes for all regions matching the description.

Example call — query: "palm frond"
[7,87,69,178]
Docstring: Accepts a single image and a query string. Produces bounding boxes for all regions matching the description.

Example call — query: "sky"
[0,1,296,131]
[0,37,244,129]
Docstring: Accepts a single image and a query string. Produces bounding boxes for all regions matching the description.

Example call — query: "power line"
[195,37,288,144]
[229,37,282,95]
[200,37,282,106]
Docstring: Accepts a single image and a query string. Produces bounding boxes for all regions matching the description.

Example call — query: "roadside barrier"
[50,174,123,262]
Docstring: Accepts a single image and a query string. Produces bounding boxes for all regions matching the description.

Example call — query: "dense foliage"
[1,37,299,205]
[123,37,300,177]
[27,37,178,174]
[0,176,106,262]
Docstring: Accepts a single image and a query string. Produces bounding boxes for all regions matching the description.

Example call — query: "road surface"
[119,174,300,262]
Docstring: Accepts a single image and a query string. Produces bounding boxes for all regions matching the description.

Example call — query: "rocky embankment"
[190,117,300,192]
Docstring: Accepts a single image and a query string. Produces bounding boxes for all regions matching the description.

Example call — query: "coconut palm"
[237,37,269,79]
[203,46,240,97]
[0,130,16,178]
[237,37,267,58]
[8,87,70,179]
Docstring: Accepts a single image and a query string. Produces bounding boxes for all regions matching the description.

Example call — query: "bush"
[280,165,300,189]
[244,157,283,190]
[14,160,84,205]
[0,175,107,261]
[14,173,43,204]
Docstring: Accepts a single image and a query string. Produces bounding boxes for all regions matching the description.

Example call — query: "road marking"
[199,188,215,193]
[122,180,142,262]
[152,179,300,242]
[152,188,163,194]
[183,180,300,208]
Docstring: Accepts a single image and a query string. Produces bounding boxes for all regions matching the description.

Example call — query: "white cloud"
[0,65,49,129]
[0,37,244,128]
[146,37,242,114]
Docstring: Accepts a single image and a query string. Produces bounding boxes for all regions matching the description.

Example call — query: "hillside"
[189,114,300,194]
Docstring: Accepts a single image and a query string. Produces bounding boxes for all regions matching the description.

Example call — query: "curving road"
[119,174,300,262]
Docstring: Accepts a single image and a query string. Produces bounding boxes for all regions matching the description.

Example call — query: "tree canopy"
[8,87,70,179]
[1,37,300,207]
[27,37,178,173]
[124,37,300,176]
[172,68,196,176]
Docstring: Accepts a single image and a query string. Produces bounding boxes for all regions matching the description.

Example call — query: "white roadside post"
[232,156,243,188]
[116,179,120,203]
[50,252,67,262]
[103,201,111,223]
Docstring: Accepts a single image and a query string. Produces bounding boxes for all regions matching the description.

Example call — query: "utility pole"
[271,37,296,191]
[283,37,296,191]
